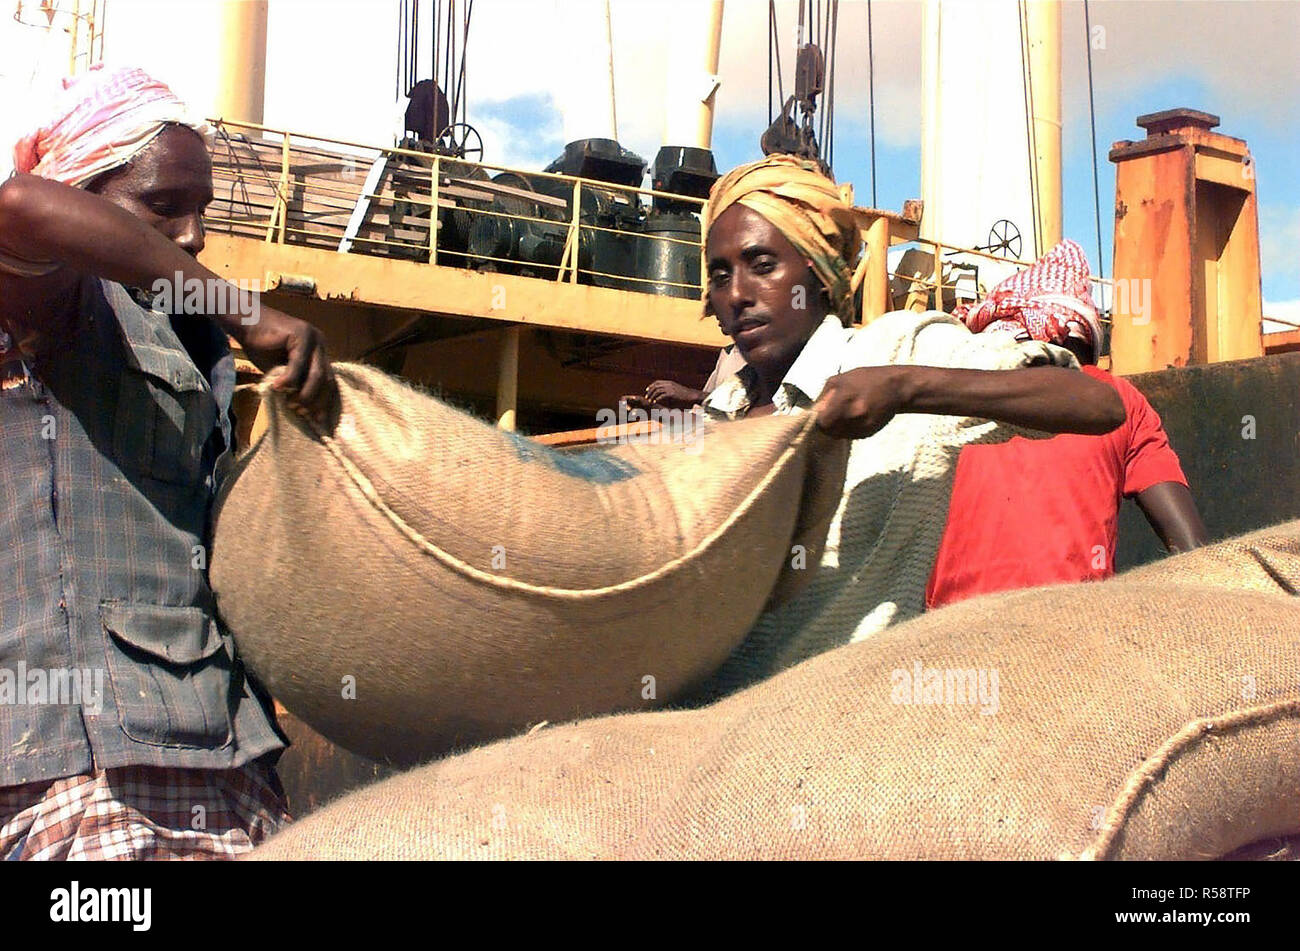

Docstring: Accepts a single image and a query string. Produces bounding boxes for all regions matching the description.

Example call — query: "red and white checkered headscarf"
[12,64,211,188]
[955,239,1104,362]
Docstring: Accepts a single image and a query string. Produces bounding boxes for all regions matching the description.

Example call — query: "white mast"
[662,0,724,149]
[1024,0,1062,251]
[921,0,1061,290]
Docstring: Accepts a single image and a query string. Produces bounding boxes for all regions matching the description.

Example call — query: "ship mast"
[214,0,268,125]
[1023,0,1062,252]
[921,0,1061,284]
[556,0,619,142]
[663,0,725,150]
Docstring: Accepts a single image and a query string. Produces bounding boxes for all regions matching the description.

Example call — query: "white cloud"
[473,109,565,172]
[1264,299,1300,335]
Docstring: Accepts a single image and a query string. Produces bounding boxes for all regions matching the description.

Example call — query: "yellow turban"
[702,154,873,322]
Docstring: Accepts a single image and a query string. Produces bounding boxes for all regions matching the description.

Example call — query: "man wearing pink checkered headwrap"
[1,61,336,407]
[928,241,1207,609]
[0,65,218,281]
[13,63,212,188]
[0,65,338,861]
[954,239,1106,363]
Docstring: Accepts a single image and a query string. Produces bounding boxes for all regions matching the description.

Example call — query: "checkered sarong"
[0,763,290,860]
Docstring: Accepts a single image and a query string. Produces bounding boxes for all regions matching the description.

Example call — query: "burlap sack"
[1123,520,1300,595]
[210,363,846,763]
[250,520,1300,860]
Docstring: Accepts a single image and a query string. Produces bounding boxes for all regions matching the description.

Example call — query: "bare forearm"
[897,365,1126,435]
[1136,481,1208,552]
[0,174,252,337]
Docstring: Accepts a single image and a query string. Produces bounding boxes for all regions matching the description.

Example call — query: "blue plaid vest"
[0,277,284,785]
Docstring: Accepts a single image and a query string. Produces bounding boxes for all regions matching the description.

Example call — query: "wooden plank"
[372,184,489,203]
[532,419,664,447]
[449,177,569,209]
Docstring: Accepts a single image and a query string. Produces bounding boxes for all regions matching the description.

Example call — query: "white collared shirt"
[702,315,854,419]
[697,310,1078,697]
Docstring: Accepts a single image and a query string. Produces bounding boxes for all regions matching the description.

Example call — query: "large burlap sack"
[210,363,846,764]
[1123,519,1300,594]
[250,520,1300,860]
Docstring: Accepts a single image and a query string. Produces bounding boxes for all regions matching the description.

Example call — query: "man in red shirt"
[926,241,1208,609]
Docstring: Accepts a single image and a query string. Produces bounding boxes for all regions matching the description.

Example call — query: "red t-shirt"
[926,366,1188,609]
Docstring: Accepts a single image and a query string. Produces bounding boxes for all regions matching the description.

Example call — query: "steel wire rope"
[1083,0,1105,286]
[1018,0,1043,257]
[867,0,876,206]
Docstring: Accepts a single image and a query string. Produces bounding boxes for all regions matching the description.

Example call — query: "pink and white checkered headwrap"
[955,239,1104,362]
[12,64,211,188]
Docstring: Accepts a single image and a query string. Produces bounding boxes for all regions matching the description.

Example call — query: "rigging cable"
[457,0,473,128]
[444,0,454,128]
[829,0,839,169]
[769,0,785,126]
[817,0,826,159]
[814,0,823,153]
[395,0,405,101]
[410,0,418,93]
[605,0,616,140]
[820,0,829,159]
[1018,0,1042,258]
[826,0,837,168]
[449,0,458,124]
[867,0,876,205]
[1083,0,1105,284]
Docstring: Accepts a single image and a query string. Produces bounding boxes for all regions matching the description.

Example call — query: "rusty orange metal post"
[1109,109,1264,374]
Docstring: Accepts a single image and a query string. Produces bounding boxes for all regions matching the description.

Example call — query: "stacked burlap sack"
[210,364,847,763]
[248,520,1300,860]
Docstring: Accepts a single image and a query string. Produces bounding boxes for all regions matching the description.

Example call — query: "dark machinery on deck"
[430,137,718,299]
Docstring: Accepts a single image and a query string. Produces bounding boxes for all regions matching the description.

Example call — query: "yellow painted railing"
[897,235,1114,324]
[204,118,1111,324]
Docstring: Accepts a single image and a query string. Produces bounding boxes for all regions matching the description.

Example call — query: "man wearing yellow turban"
[693,154,1127,697]
[702,153,872,327]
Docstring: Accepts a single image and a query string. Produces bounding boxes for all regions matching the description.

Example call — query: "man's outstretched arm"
[1135,481,1209,553]
[0,173,335,425]
[813,364,1126,440]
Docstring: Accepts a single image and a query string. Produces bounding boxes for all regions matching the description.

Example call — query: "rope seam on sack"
[1081,698,1300,860]
[259,368,823,600]
[1247,547,1299,596]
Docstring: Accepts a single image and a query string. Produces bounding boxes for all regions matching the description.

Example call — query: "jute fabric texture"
[211,363,847,764]
[250,520,1300,861]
